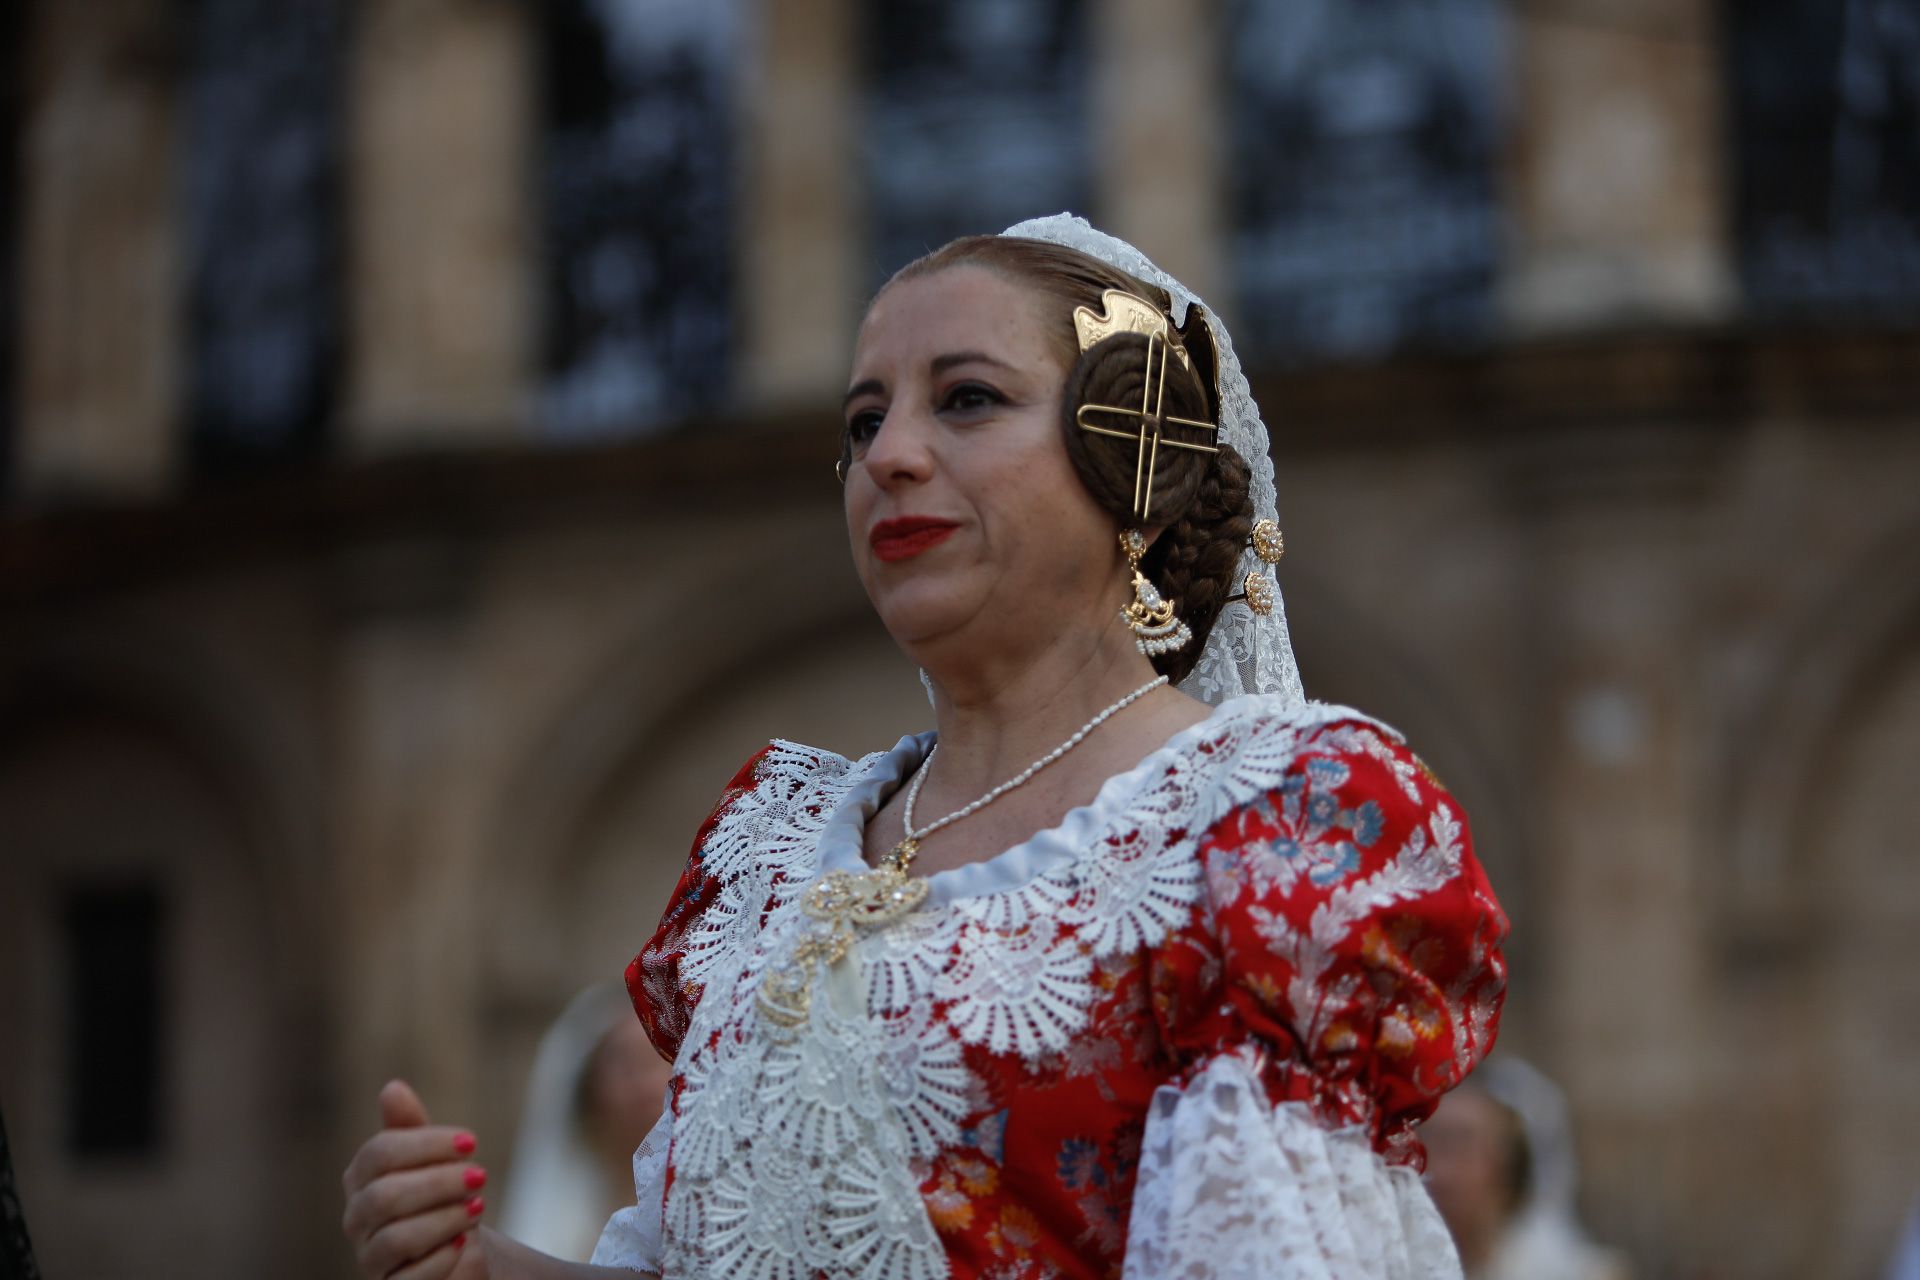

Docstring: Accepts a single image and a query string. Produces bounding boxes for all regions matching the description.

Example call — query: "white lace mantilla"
[603,696,1450,1279]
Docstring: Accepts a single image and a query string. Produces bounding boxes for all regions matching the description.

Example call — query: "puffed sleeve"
[1126,717,1508,1280]
[593,746,774,1272]
[622,745,774,1062]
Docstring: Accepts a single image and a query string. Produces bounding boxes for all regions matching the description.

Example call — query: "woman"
[496,983,674,1262]
[1423,1058,1630,1280]
[341,215,1508,1279]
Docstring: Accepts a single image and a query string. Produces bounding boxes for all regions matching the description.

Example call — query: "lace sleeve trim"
[589,1107,673,1273]
[1122,1053,1462,1280]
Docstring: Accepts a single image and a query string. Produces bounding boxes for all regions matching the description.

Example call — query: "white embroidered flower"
[937,919,1099,1060]
[865,1005,972,1157]
[1071,830,1204,955]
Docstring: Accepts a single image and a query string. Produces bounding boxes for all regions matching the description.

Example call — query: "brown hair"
[878,235,1254,683]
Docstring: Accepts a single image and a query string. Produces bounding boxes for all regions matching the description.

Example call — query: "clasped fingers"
[342,1158,486,1241]
[354,1197,480,1278]
[343,1125,478,1197]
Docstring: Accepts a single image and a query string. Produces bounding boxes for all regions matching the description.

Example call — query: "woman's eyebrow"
[842,378,884,410]
[843,351,1016,408]
[931,351,1017,375]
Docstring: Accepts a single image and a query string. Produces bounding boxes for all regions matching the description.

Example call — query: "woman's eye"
[844,409,884,447]
[942,382,1004,414]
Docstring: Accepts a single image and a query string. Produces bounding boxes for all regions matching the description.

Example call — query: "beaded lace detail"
[656,698,1372,1278]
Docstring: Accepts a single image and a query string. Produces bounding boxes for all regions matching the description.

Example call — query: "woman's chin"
[869,579,981,653]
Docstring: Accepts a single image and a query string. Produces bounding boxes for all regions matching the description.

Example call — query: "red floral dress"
[594,698,1507,1280]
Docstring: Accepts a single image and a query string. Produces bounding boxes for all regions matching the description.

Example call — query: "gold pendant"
[756,859,930,1027]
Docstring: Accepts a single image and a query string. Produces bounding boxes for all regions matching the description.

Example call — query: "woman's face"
[1423,1087,1524,1250]
[843,265,1121,664]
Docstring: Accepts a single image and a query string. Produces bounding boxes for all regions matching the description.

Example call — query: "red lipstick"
[870,516,960,562]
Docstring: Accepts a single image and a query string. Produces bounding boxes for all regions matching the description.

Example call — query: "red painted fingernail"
[452,1232,466,1250]
[452,1132,476,1155]
[466,1195,485,1218]
[464,1166,487,1190]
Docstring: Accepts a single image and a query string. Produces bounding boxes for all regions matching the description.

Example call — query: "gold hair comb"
[1074,289,1192,371]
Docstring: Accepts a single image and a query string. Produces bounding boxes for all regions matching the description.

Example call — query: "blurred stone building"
[0,1,1916,1277]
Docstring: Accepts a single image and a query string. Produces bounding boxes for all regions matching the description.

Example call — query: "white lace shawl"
[592,696,1464,1279]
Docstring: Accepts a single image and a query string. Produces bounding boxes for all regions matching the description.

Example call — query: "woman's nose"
[861,405,936,486]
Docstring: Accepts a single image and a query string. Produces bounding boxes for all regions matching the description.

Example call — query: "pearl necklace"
[891,673,1170,867]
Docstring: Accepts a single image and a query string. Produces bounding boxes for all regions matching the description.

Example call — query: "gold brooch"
[757,850,929,1028]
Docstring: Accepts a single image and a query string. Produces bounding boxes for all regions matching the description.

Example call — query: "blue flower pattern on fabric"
[1243,756,1384,888]
[960,1110,1009,1164]
[1056,1136,1106,1191]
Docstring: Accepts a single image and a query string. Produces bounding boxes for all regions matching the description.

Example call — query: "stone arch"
[0,613,324,1276]
[1795,612,1920,1274]
[0,619,322,934]
[1699,518,1920,1273]
[1714,517,1920,947]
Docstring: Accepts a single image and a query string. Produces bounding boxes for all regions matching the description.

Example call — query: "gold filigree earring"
[1119,528,1191,656]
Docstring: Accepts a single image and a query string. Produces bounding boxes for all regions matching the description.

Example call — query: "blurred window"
[183,0,344,473]
[1224,0,1503,363]
[1731,0,1920,316]
[540,0,737,438]
[862,0,1092,282]
[63,883,166,1159]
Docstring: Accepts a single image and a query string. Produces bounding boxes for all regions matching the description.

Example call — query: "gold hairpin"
[1237,571,1276,616]
[1228,521,1286,615]
[1250,519,1284,563]
[1072,289,1218,522]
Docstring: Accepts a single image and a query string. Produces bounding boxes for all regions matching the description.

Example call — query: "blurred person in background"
[498,983,673,1263]
[339,215,1508,1279]
[1424,1056,1630,1280]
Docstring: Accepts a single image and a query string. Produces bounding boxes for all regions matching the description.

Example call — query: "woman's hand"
[342,1080,491,1280]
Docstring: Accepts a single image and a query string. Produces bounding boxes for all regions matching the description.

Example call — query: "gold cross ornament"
[1072,289,1220,521]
